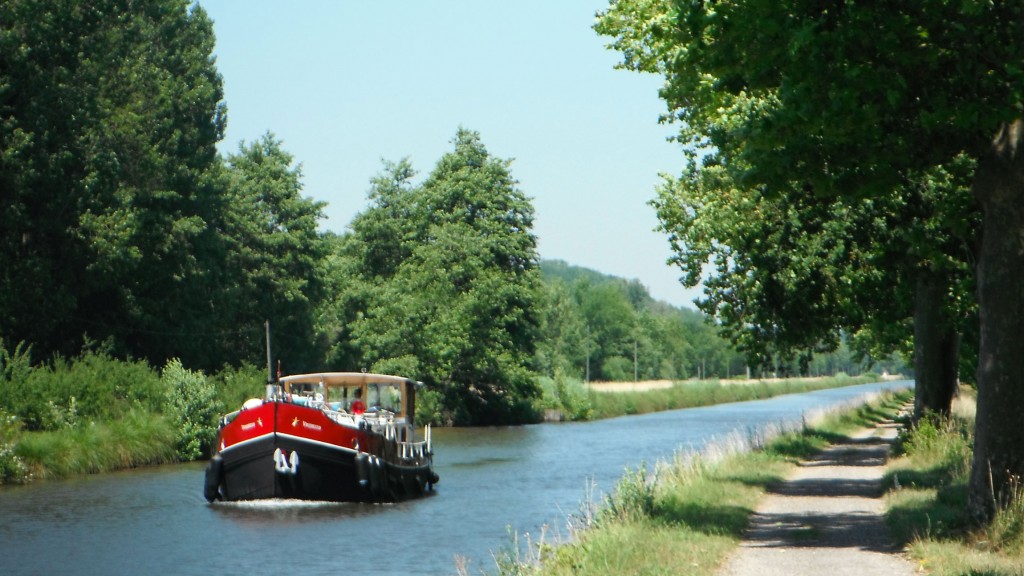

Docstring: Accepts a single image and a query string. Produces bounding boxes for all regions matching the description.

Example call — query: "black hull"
[205,434,437,503]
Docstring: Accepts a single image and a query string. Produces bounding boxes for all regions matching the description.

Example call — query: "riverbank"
[580,373,887,420]
[583,374,902,394]
[497,387,1024,576]
[486,389,914,575]
[2,357,886,485]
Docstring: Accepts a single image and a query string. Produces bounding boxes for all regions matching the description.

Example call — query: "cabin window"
[327,386,344,410]
[288,381,324,402]
[364,383,402,414]
[366,384,381,411]
[326,386,363,412]
[380,384,401,413]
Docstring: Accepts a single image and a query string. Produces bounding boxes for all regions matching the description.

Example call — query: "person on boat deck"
[350,388,366,415]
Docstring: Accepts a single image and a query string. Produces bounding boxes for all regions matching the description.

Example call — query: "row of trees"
[539,260,746,382]
[594,0,1022,521]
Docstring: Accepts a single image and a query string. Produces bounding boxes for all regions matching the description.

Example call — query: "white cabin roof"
[278,372,418,387]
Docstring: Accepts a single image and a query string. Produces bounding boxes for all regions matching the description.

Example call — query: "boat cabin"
[276,372,420,426]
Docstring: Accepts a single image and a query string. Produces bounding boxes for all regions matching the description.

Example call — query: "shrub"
[162,359,220,460]
[601,356,632,382]
[56,347,164,416]
[0,341,162,431]
[535,373,593,421]
[0,410,29,484]
[0,340,41,429]
[210,362,267,411]
[601,465,657,524]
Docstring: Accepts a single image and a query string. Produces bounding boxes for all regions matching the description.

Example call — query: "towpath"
[717,414,919,576]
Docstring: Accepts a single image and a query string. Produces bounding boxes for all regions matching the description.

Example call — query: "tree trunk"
[912,269,960,420]
[969,119,1024,523]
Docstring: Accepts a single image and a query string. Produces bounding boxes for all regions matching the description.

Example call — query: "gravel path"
[717,418,918,576]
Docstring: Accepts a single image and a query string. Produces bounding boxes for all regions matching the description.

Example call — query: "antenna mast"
[265,320,274,384]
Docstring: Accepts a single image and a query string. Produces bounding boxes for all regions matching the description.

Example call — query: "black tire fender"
[203,455,224,502]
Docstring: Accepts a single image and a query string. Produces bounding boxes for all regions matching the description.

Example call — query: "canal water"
[0,381,909,576]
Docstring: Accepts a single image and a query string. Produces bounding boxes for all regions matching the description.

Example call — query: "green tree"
[218,134,328,369]
[537,260,740,382]
[335,129,543,425]
[0,0,226,365]
[578,282,636,381]
[162,359,219,460]
[534,279,591,380]
[596,0,1021,521]
[651,158,974,389]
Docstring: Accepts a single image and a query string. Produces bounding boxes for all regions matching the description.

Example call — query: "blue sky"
[198,1,702,308]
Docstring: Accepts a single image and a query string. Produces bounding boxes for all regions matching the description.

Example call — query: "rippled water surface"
[0,381,909,575]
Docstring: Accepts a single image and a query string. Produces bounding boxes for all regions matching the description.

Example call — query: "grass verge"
[539,372,890,422]
[13,409,178,480]
[885,391,1024,575]
[480,389,912,576]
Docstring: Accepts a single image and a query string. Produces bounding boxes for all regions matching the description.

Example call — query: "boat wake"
[217,498,355,510]
[209,497,395,525]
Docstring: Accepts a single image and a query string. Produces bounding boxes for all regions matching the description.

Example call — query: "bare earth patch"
[717,418,918,576]
[585,380,677,393]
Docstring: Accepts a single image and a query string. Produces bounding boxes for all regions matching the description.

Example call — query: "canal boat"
[204,371,438,503]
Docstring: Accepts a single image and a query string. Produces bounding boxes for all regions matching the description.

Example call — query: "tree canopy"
[0,0,226,363]
[328,129,544,425]
[0,1,327,371]
[596,0,1024,521]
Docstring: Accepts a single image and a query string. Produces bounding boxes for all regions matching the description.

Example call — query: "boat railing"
[397,424,433,462]
[322,407,404,434]
[399,440,430,462]
[325,409,359,426]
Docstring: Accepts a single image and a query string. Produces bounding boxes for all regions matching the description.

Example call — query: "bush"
[601,465,657,524]
[162,359,220,460]
[210,362,267,411]
[0,341,163,431]
[54,347,164,417]
[0,340,39,428]
[536,373,593,421]
[0,410,29,484]
[601,356,632,382]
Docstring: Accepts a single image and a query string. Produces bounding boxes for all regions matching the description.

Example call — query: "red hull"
[205,400,437,502]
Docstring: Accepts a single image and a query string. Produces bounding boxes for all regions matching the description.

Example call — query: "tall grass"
[15,409,177,479]
[536,374,593,421]
[0,340,164,432]
[0,410,29,483]
[885,392,1024,575]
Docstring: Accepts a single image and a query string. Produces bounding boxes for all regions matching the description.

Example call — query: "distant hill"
[540,259,623,286]
[539,259,704,321]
